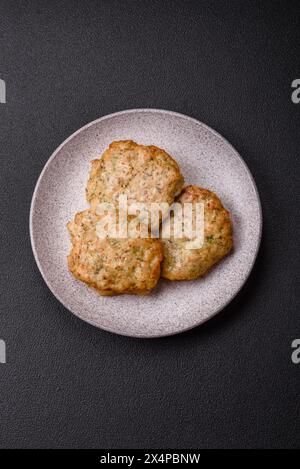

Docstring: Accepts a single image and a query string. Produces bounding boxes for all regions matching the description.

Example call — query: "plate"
[30,109,262,338]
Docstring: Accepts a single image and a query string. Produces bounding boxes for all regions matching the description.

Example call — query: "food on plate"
[67,140,233,295]
[67,209,163,296]
[86,140,184,213]
[161,185,233,280]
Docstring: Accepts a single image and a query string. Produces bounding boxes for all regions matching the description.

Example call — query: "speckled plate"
[30,109,262,338]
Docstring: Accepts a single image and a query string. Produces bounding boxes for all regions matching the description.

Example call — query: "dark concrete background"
[0,0,299,448]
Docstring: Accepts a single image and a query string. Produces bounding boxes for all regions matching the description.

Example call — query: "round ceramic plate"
[30,109,262,338]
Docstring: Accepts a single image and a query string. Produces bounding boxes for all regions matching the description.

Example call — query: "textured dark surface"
[0,0,299,449]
